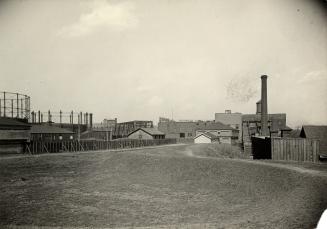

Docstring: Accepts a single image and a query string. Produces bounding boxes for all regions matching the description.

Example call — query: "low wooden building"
[127,128,165,140]
[194,132,219,144]
[30,124,75,141]
[0,117,31,154]
[300,125,327,156]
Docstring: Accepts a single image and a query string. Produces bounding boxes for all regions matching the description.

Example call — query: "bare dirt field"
[0,143,326,228]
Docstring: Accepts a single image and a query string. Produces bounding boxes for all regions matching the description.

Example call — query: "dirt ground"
[0,143,326,228]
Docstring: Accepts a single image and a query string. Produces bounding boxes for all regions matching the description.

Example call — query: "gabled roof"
[195,121,234,131]
[301,125,327,139]
[0,117,31,130]
[127,127,165,136]
[30,124,74,134]
[194,132,219,140]
[301,125,327,154]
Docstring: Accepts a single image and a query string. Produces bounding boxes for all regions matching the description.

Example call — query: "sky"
[0,0,326,127]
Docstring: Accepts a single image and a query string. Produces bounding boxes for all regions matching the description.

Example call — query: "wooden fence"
[26,138,177,154]
[271,138,320,163]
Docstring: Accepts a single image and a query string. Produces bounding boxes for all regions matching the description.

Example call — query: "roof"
[242,113,286,122]
[301,125,327,154]
[281,125,292,131]
[30,124,74,134]
[195,121,234,131]
[0,117,31,130]
[301,126,327,139]
[194,132,219,140]
[287,129,301,138]
[128,128,165,136]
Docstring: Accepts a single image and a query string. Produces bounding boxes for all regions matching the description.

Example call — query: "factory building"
[93,118,117,130]
[215,110,242,142]
[158,118,238,144]
[195,122,238,144]
[158,118,210,139]
[242,102,287,143]
[215,77,288,144]
[113,120,153,139]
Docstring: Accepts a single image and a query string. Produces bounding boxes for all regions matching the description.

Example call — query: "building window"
[188,133,192,137]
[139,134,142,139]
[180,133,185,138]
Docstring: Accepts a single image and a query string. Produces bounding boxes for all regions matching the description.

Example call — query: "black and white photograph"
[0,0,326,228]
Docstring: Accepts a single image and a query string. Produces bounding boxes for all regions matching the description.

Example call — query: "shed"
[194,132,219,144]
[127,128,165,140]
[0,117,31,154]
[30,124,75,141]
[300,125,327,155]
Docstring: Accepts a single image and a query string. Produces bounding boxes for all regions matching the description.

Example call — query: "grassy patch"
[0,144,326,228]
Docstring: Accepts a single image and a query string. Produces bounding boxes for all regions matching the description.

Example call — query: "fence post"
[3,92,6,117]
[16,93,19,118]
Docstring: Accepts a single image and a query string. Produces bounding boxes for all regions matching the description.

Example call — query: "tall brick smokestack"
[261,75,269,136]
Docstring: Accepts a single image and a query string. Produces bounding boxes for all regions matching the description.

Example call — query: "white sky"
[0,0,326,127]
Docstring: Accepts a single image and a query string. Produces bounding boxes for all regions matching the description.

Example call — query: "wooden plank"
[301,139,304,162]
[276,139,280,160]
[271,138,274,160]
[313,140,318,163]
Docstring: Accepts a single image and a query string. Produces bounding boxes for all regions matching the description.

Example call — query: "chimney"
[260,75,269,136]
[89,113,93,129]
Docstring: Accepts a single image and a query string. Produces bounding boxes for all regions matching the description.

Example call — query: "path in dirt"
[0,143,326,228]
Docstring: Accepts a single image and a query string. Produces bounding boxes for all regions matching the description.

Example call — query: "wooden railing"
[25,138,177,154]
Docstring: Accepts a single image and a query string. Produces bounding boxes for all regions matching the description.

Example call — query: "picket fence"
[26,138,177,154]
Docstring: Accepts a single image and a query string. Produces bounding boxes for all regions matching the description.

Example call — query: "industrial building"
[158,118,206,139]
[195,122,239,144]
[93,118,117,130]
[215,109,287,144]
[215,110,242,142]
[242,112,287,142]
[158,118,238,144]
[113,120,154,139]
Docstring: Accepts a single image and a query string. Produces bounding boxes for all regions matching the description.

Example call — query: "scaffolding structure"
[0,91,31,120]
[30,110,93,126]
